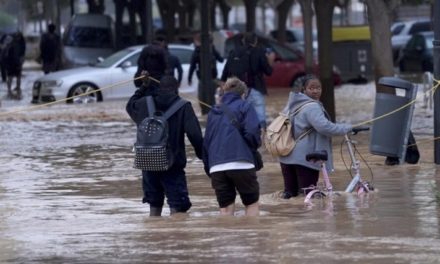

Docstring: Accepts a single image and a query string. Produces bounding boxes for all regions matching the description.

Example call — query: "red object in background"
[225,34,341,88]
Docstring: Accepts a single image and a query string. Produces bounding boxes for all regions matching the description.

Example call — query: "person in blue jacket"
[203,77,261,216]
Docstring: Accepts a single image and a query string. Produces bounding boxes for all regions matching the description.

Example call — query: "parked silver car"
[62,14,115,68]
[32,44,225,104]
[391,19,431,63]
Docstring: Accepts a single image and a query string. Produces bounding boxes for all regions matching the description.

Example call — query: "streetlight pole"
[434,0,440,164]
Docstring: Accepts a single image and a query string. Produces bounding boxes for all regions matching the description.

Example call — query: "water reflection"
[0,87,439,262]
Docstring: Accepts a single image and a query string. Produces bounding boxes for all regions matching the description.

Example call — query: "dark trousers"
[280,163,299,196]
[142,167,192,212]
[280,163,319,195]
[0,62,6,82]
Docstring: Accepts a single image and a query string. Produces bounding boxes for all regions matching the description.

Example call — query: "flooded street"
[1,73,440,263]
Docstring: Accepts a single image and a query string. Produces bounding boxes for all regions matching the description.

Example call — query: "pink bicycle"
[303,150,333,204]
[342,126,373,194]
[303,127,373,204]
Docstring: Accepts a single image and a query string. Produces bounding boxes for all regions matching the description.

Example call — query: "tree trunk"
[178,1,188,32]
[185,0,197,29]
[127,1,138,45]
[157,0,176,42]
[244,0,258,32]
[179,0,196,31]
[210,0,216,30]
[216,0,231,29]
[314,0,336,121]
[276,0,295,44]
[365,0,400,94]
[114,0,125,50]
[299,0,314,74]
[135,0,149,44]
[87,0,105,14]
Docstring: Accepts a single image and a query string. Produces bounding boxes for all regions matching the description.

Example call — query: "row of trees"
[84,0,428,120]
[10,0,430,120]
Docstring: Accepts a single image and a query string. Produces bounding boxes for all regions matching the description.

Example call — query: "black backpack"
[134,96,187,171]
[226,47,252,85]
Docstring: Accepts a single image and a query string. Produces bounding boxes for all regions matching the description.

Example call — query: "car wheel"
[67,83,102,104]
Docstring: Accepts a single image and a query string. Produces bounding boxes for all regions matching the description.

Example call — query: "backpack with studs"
[134,96,187,171]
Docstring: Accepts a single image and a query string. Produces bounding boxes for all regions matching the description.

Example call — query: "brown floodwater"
[0,83,439,263]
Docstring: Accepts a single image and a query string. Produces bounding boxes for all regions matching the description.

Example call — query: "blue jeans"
[142,168,192,212]
[246,88,266,128]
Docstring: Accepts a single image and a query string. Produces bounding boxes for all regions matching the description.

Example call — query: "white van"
[62,14,115,68]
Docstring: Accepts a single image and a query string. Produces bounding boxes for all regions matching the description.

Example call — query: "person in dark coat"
[126,75,203,216]
[133,42,167,90]
[39,23,62,74]
[188,33,223,115]
[155,36,183,87]
[221,32,275,129]
[203,77,261,216]
[2,32,26,99]
[0,33,8,82]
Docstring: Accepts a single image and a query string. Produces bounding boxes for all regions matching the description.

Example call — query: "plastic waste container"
[369,77,418,164]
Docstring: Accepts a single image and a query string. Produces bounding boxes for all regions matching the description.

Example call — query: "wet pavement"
[0,71,439,263]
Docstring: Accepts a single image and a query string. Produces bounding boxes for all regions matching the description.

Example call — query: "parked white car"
[32,44,225,104]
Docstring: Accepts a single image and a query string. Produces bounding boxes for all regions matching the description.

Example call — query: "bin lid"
[332,26,371,42]
[378,77,413,90]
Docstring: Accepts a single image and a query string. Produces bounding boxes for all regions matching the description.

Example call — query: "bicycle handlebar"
[351,126,370,135]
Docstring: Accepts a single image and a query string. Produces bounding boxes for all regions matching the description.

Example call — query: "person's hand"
[266,51,276,66]
[140,70,149,80]
[141,70,150,86]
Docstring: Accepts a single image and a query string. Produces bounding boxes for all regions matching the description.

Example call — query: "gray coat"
[279,92,352,172]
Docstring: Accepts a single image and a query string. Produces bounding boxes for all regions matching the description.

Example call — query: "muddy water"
[1,84,440,263]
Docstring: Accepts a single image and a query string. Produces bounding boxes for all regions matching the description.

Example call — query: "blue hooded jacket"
[202,92,261,175]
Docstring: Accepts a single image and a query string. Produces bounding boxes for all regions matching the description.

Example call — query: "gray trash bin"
[369,77,418,164]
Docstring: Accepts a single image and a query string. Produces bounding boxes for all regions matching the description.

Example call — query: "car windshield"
[63,26,113,48]
[95,49,135,68]
[270,42,299,61]
[391,23,404,36]
[169,47,193,64]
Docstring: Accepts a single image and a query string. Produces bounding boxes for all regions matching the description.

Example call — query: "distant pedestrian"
[39,23,62,74]
[133,41,167,91]
[155,36,183,87]
[188,33,223,114]
[203,77,261,216]
[0,33,8,82]
[2,32,26,99]
[126,75,203,216]
[221,32,275,130]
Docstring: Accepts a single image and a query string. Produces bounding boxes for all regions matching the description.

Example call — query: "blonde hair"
[223,77,248,96]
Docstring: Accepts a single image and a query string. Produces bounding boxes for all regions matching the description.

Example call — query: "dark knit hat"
[159,76,178,93]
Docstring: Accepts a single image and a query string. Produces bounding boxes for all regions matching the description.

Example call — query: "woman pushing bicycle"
[279,74,353,198]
